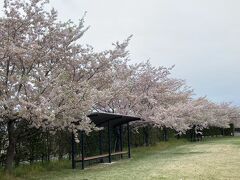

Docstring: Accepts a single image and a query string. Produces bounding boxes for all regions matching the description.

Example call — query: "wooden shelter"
[71,112,141,169]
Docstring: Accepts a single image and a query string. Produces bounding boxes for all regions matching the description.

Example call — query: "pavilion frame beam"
[108,120,112,163]
[99,130,103,163]
[127,123,131,158]
[119,125,123,159]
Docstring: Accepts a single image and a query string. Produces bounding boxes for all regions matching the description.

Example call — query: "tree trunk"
[46,132,50,161]
[5,120,16,172]
[29,144,34,165]
[163,127,168,141]
[15,142,20,167]
[58,132,64,160]
[143,127,149,146]
[191,125,196,142]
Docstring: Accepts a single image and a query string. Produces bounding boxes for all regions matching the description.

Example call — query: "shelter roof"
[87,112,141,127]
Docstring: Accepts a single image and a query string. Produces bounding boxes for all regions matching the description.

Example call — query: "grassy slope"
[2,137,240,180]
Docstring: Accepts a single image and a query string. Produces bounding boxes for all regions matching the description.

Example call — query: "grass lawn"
[2,137,240,180]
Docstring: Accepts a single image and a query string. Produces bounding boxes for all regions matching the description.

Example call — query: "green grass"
[1,137,240,180]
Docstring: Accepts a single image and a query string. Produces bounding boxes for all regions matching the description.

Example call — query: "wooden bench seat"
[111,151,128,156]
[76,151,128,162]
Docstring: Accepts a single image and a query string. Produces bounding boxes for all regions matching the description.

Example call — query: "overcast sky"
[1,0,240,105]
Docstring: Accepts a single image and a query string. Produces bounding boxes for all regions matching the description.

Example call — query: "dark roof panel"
[87,112,141,127]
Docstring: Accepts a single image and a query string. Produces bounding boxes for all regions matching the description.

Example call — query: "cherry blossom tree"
[0,0,131,171]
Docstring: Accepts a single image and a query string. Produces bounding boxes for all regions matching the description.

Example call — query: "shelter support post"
[108,120,112,163]
[71,132,76,169]
[127,123,131,158]
[81,131,84,169]
[120,125,123,159]
[99,130,103,163]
